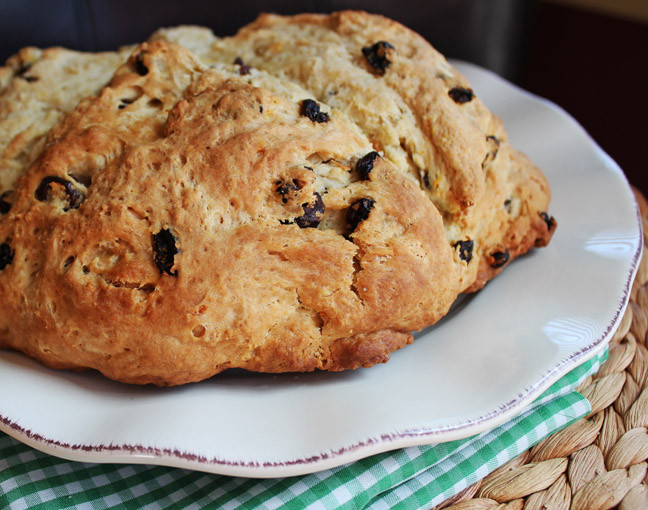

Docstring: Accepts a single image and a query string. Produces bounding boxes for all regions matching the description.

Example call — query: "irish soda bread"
[0,12,556,385]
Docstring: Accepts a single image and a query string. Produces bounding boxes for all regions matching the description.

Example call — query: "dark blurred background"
[1,0,646,194]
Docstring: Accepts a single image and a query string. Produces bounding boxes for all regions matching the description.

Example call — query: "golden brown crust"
[0,11,556,385]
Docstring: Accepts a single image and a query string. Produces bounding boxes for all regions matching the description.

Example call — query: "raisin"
[16,63,37,81]
[133,54,148,76]
[483,135,500,166]
[504,198,512,213]
[362,41,394,74]
[489,250,510,268]
[279,219,294,225]
[355,151,380,180]
[448,87,474,104]
[423,172,430,189]
[233,56,251,75]
[539,212,556,231]
[454,240,474,263]
[486,135,500,147]
[275,179,301,204]
[347,198,375,233]
[300,99,329,123]
[153,229,179,276]
[295,193,325,228]
[35,176,84,210]
[118,97,136,109]
[0,191,11,214]
[0,243,13,271]
[15,63,31,76]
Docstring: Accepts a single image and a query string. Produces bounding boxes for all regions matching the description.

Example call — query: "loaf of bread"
[0,12,555,385]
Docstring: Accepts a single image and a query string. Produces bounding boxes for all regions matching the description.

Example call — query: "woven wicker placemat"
[437,188,648,510]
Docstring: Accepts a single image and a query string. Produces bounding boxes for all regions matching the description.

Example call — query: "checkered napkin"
[0,349,606,510]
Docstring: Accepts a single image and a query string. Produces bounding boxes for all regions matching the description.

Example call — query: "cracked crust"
[0,11,556,385]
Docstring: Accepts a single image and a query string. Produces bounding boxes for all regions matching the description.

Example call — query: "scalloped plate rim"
[0,60,642,478]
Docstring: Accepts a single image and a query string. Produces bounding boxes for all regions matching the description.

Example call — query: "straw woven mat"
[439,187,648,510]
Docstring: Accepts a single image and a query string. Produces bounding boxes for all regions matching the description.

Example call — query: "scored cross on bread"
[0,12,555,385]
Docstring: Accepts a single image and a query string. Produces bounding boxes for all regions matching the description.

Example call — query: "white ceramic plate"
[0,62,641,478]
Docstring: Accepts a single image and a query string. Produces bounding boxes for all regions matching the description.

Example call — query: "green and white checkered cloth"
[0,349,606,509]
